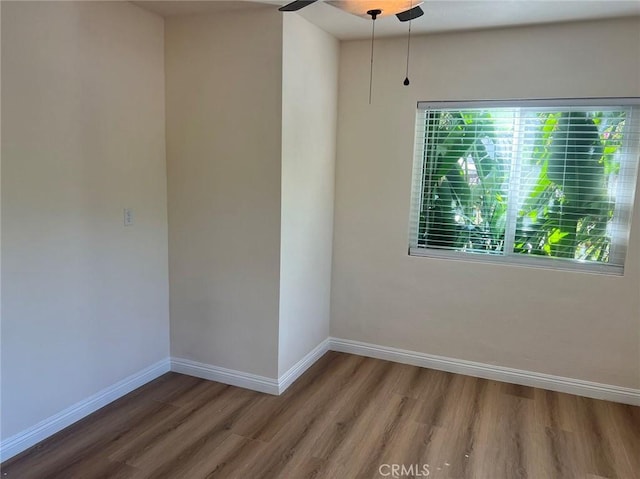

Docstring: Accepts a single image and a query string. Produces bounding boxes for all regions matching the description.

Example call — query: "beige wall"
[279,14,339,375]
[331,18,640,388]
[1,1,169,440]
[165,8,283,378]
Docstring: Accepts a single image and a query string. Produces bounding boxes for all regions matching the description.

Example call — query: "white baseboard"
[278,339,330,394]
[170,358,280,395]
[0,358,171,462]
[328,337,640,406]
[4,338,636,463]
[171,339,330,396]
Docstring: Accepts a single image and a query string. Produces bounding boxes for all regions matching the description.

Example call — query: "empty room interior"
[2,0,640,477]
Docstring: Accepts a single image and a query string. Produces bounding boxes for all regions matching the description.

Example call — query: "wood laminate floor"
[2,352,639,479]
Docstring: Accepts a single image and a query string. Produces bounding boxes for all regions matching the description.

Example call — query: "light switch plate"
[124,208,134,226]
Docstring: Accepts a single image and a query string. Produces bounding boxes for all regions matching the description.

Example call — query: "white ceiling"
[133,0,640,40]
[132,0,266,17]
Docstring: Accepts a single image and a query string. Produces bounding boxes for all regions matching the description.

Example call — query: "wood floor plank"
[310,358,395,461]
[2,396,176,479]
[231,352,358,443]
[2,351,638,479]
[591,401,638,479]
[244,357,376,478]
[125,387,257,472]
[608,403,640,475]
[107,383,236,463]
[42,458,141,479]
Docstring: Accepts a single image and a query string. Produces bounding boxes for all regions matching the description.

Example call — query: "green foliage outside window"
[419,108,627,263]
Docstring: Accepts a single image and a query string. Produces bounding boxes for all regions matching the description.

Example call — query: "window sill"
[408,247,624,276]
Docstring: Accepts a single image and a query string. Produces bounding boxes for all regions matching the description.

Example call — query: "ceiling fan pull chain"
[404,0,413,86]
[367,9,381,104]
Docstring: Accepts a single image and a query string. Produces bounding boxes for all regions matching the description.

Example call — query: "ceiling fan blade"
[279,0,318,12]
[396,5,424,22]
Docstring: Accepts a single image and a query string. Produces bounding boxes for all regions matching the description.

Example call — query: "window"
[409,99,640,274]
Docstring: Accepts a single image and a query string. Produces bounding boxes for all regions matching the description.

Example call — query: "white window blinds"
[409,99,640,274]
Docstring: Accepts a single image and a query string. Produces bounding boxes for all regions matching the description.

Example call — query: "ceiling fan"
[278,1,424,22]
[278,1,424,103]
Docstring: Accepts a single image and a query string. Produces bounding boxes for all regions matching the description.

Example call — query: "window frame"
[408,98,640,275]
